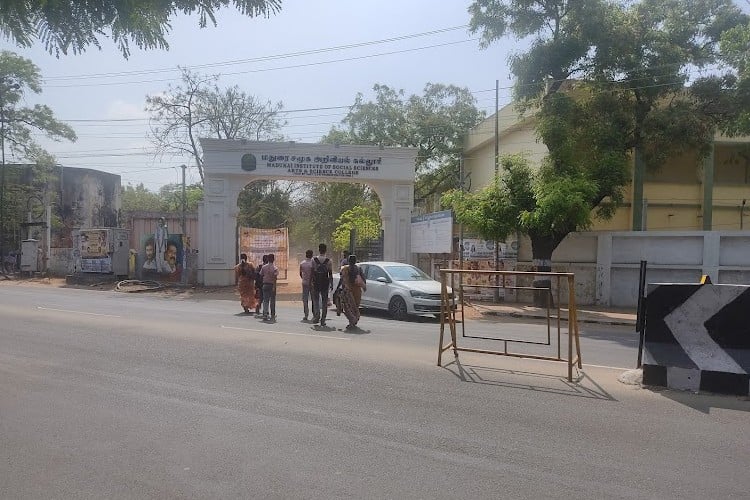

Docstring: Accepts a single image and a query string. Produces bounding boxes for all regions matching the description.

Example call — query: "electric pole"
[180,164,187,285]
[180,164,187,236]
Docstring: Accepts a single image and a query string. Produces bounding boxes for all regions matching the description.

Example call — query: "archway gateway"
[198,139,418,286]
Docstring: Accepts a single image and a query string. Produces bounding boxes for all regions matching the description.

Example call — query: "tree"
[293,182,378,245]
[312,84,482,247]
[0,0,281,58]
[331,205,381,251]
[236,181,291,229]
[147,68,285,184]
[465,0,747,268]
[121,184,163,213]
[323,83,485,203]
[158,183,204,213]
[700,15,750,136]
[443,154,598,259]
[0,52,76,161]
[121,182,204,222]
[0,51,76,262]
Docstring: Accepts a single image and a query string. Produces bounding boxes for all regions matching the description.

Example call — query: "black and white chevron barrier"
[642,283,750,396]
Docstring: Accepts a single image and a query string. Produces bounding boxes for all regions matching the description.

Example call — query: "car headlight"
[409,290,431,298]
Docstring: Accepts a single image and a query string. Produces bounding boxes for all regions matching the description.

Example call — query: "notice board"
[411,210,453,254]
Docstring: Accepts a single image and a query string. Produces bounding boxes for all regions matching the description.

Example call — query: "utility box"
[110,228,130,276]
[73,228,130,276]
[20,239,39,273]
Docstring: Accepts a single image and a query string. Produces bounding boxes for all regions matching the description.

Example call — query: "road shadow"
[442,358,615,401]
[649,387,749,414]
[337,325,371,335]
[574,325,640,350]
[359,307,441,324]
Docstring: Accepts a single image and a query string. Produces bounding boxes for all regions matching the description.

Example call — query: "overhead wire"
[43,39,479,88]
[25,23,743,184]
[42,25,472,82]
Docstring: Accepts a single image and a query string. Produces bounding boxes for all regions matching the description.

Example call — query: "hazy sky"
[5,0,518,190]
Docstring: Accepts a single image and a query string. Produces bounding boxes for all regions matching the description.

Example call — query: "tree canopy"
[0,0,282,58]
[331,205,381,252]
[454,0,749,265]
[292,182,378,247]
[121,182,204,214]
[236,181,292,229]
[322,83,485,203]
[121,184,164,213]
[0,51,76,162]
[706,14,750,136]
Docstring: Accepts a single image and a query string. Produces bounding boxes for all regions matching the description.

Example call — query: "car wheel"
[388,296,408,321]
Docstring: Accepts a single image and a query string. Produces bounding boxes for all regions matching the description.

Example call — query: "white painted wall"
[545,231,750,308]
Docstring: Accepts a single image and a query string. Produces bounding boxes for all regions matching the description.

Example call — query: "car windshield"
[384,265,432,281]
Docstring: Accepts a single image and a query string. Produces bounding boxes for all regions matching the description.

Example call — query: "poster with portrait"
[140,233,183,282]
[75,229,113,273]
[79,229,109,258]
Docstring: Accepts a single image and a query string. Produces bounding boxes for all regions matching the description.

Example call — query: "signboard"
[461,238,519,260]
[411,210,453,254]
[461,238,496,260]
[200,139,418,183]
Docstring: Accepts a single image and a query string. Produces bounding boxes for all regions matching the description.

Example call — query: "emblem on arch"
[241,153,257,171]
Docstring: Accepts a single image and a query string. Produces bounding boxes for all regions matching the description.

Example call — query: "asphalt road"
[1,284,748,499]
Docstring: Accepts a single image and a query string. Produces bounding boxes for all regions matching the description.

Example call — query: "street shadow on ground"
[650,387,749,414]
[359,308,442,324]
[458,313,639,350]
[442,358,616,401]
[575,325,640,350]
[338,326,372,335]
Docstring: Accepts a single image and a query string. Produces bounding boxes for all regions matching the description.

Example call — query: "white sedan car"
[334,261,454,320]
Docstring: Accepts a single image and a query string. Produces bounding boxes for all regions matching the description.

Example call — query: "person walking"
[311,243,333,327]
[234,253,256,314]
[254,254,267,315]
[260,253,279,321]
[339,254,366,330]
[339,250,350,268]
[299,249,314,321]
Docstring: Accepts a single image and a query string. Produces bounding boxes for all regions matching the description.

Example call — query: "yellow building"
[463,104,750,232]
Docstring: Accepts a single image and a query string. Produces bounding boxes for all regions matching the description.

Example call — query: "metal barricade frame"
[438,269,582,382]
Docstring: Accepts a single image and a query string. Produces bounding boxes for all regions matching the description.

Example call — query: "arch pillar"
[197,176,243,285]
[370,181,413,263]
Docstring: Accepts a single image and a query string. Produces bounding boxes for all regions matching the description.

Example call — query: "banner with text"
[239,227,289,280]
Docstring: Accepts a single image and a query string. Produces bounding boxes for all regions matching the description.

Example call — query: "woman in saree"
[339,254,365,329]
[234,253,256,314]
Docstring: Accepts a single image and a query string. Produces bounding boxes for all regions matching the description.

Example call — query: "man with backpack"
[310,243,333,327]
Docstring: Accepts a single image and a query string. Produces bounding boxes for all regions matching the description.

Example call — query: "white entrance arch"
[197,139,417,286]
